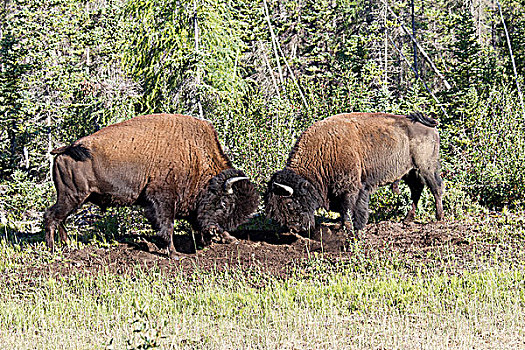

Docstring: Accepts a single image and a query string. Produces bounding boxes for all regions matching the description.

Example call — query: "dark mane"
[406,112,438,127]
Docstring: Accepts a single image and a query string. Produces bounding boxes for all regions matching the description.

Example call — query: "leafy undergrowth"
[0,213,524,349]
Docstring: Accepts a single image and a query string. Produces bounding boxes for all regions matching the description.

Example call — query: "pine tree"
[447,10,483,99]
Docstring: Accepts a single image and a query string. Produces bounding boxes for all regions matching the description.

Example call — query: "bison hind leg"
[420,170,444,221]
[44,195,86,252]
[403,170,425,223]
[44,205,61,253]
[58,223,68,244]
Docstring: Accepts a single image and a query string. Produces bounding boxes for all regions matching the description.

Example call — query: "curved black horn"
[224,176,249,194]
[273,182,294,196]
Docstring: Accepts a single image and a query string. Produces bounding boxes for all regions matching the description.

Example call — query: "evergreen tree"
[446,10,483,103]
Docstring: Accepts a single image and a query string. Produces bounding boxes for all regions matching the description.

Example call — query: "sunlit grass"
[0,218,524,350]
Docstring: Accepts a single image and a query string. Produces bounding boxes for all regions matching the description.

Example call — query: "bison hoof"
[213,231,238,244]
[342,221,354,232]
[166,243,178,259]
[403,213,415,224]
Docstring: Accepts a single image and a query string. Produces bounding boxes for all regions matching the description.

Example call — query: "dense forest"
[1,0,524,232]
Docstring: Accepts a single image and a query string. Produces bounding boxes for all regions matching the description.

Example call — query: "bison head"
[265,169,323,233]
[196,168,259,236]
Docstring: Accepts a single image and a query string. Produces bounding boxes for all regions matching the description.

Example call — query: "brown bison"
[44,114,259,257]
[265,112,444,234]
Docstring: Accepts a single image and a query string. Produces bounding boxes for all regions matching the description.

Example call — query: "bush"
[444,86,525,209]
[0,170,53,233]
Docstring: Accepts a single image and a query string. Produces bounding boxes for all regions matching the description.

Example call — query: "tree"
[122,0,247,117]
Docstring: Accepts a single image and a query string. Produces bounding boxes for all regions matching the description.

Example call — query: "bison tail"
[51,144,92,161]
[406,112,438,127]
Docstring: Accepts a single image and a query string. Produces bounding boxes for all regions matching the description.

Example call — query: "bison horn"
[224,176,249,194]
[273,182,294,196]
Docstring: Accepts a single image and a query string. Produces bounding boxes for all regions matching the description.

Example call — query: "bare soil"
[25,218,520,279]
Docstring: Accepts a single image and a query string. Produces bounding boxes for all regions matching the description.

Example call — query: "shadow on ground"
[13,219,512,279]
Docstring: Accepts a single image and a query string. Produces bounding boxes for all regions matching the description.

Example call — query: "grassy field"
[0,213,524,349]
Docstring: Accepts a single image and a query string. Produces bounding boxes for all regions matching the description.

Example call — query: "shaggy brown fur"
[44,114,259,257]
[266,112,444,234]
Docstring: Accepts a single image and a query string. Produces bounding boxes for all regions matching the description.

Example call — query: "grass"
[0,263,523,349]
[0,213,524,349]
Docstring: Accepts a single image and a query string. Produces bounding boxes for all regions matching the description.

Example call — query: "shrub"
[0,170,53,233]
[445,86,525,209]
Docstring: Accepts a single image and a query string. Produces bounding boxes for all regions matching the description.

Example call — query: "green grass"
[0,265,523,349]
[0,213,524,349]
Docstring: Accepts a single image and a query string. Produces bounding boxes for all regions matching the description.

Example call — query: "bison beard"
[265,112,444,236]
[43,114,259,258]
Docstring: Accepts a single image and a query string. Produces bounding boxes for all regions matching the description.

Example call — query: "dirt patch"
[22,218,516,279]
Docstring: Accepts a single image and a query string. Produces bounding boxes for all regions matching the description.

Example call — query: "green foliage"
[0,171,53,232]
[1,0,525,235]
[0,0,138,182]
[369,185,411,223]
[0,26,29,176]
[456,86,525,208]
[495,0,525,81]
[122,0,247,115]
[446,9,484,97]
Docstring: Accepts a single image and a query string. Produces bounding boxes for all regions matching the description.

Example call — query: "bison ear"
[299,179,311,193]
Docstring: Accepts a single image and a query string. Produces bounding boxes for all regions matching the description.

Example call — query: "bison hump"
[406,112,438,127]
[51,144,92,161]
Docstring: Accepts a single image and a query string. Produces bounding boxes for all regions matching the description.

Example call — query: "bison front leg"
[144,200,176,258]
[340,192,357,232]
[340,186,370,235]
[352,186,370,232]
[160,223,176,259]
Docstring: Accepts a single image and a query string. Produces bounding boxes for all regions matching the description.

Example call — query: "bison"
[265,112,444,235]
[44,113,259,257]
